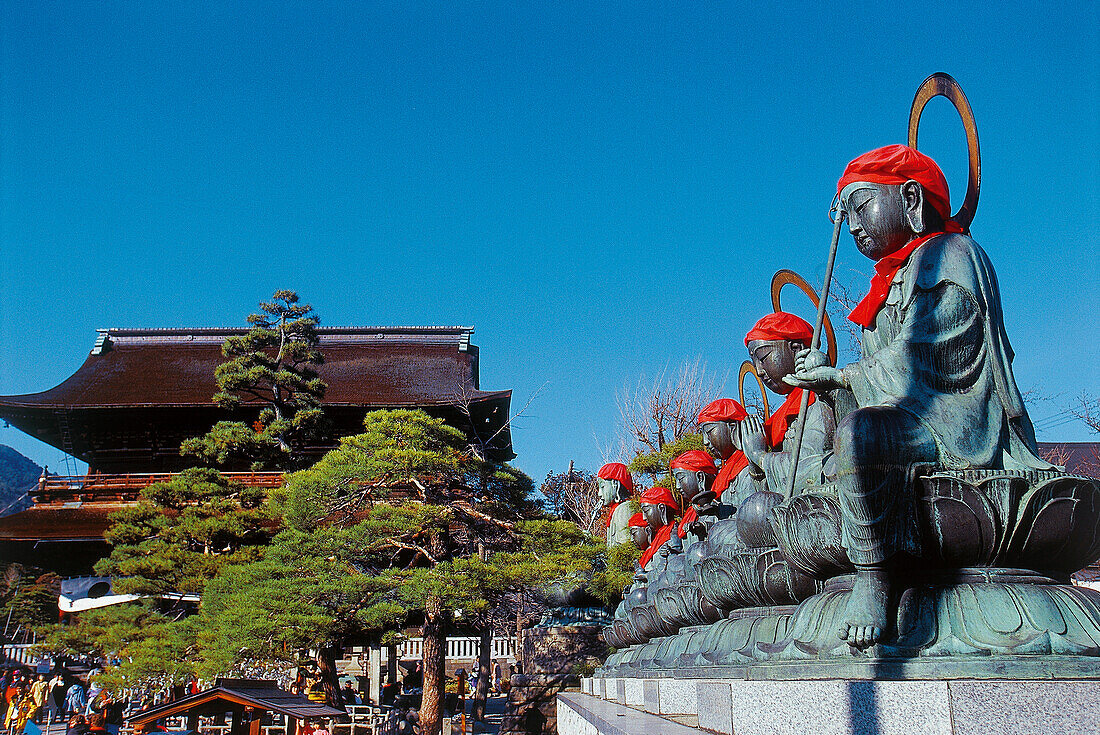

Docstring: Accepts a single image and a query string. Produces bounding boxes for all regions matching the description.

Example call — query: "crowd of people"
[0,656,517,735]
[0,668,126,735]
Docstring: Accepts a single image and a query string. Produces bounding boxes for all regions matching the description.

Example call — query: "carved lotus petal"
[917,471,1100,573]
[771,492,852,579]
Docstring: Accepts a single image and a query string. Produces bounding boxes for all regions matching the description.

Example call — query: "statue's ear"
[901,180,925,234]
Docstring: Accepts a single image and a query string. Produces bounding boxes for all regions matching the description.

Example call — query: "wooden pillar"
[229,709,245,735]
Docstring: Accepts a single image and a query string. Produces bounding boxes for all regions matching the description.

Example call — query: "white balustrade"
[391,636,515,663]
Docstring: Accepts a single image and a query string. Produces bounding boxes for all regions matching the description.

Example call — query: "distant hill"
[0,445,41,517]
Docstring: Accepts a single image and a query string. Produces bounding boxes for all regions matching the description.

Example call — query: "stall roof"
[129,679,345,726]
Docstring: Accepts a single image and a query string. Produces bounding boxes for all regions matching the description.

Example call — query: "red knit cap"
[628,512,648,528]
[697,398,748,425]
[597,462,634,492]
[640,485,680,511]
[670,449,718,476]
[745,312,814,346]
[837,144,952,223]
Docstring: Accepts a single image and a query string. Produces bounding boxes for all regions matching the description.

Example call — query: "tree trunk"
[316,645,347,713]
[419,597,447,735]
[471,626,492,721]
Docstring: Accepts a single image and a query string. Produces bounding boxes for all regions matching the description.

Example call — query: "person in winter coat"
[64,682,86,717]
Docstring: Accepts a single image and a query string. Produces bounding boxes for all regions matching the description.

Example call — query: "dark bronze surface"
[770,269,837,368]
[738,360,770,418]
[599,74,1100,679]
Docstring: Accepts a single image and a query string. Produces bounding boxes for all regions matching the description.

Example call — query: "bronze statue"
[669,449,719,547]
[600,75,1100,679]
[785,143,1051,648]
[597,462,636,548]
[740,312,837,500]
[697,398,761,509]
[627,511,650,551]
[637,484,680,570]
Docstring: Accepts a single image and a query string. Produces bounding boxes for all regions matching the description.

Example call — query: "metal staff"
[784,207,847,500]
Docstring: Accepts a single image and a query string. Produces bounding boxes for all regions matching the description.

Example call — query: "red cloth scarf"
[837,145,955,224]
[847,233,938,328]
[765,388,815,450]
[712,451,749,498]
[677,507,698,539]
[638,523,675,568]
[603,501,622,529]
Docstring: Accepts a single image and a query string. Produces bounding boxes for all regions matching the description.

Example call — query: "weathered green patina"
[598,76,1100,680]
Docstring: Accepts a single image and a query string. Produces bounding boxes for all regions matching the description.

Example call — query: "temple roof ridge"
[0,321,514,468]
[98,325,475,336]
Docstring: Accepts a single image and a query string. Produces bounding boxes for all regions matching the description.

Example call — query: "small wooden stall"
[129,679,345,735]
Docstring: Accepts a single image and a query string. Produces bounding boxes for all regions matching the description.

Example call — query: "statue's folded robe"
[842,232,1050,472]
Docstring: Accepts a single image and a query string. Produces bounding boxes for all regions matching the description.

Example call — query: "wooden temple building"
[0,326,513,573]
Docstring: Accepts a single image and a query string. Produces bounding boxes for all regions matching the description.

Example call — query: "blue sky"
[1,2,1097,483]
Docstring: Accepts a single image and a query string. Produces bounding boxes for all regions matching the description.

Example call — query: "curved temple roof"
[0,326,513,470]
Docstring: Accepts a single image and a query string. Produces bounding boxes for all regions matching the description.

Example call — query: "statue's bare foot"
[838,567,892,649]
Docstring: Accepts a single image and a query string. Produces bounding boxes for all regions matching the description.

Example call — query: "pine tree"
[36,468,276,691]
[199,409,600,735]
[182,290,326,469]
[0,565,61,639]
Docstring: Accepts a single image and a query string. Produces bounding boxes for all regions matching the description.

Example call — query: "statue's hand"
[786,348,847,391]
[739,415,767,465]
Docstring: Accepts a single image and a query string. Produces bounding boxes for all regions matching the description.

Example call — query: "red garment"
[837,145,966,330]
[597,462,634,492]
[765,388,815,450]
[697,398,747,424]
[628,512,647,528]
[640,485,680,511]
[603,501,622,529]
[677,507,698,538]
[712,451,749,498]
[847,232,942,328]
[670,450,718,475]
[745,312,814,346]
[837,144,958,225]
[638,523,675,568]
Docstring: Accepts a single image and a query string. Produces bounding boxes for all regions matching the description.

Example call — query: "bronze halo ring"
[739,360,770,419]
[769,268,837,368]
[908,72,980,233]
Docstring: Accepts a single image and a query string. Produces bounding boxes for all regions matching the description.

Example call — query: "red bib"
[765,388,815,450]
[638,523,675,568]
[603,501,621,529]
[847,232,955,328]
[677,507,698,539]
[713,451,749,498]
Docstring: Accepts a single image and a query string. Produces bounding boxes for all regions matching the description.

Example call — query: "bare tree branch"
[450,380,550,462]
[610,357,727,459]
[1071,391,1100,434]
[827,267,868,361]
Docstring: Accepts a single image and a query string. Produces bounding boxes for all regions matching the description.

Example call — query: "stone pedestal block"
[576,676,1100,734]
[521,625,607,676]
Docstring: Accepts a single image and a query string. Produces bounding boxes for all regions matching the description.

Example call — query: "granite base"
[573,676,1100,734]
